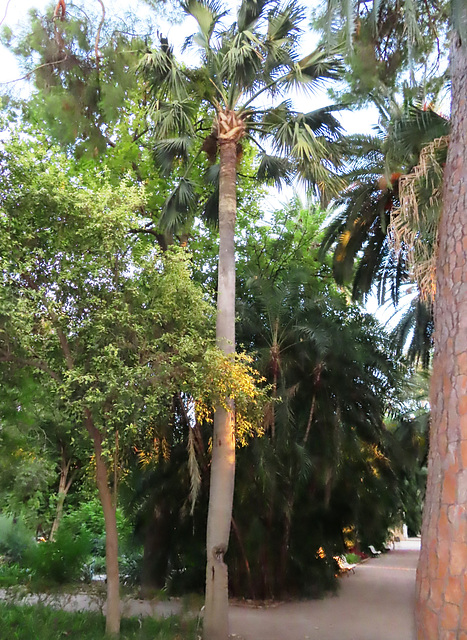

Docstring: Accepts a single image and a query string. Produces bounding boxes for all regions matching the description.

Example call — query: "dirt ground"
[229,540,420,640]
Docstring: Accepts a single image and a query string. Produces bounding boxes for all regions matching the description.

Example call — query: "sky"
[0,0,380,134]
[0,0,394,321]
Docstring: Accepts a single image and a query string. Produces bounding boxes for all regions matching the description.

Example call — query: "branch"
[0,353,62,382]
[0,0,12,28]
[128,226,160,237]
[132,128,149,143]
[0,57,69,86]
[95,0,106,74]
[46,307,75,370]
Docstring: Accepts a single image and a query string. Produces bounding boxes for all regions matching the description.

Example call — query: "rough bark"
[415,34,467,639]
[204,139,237,640]
[85,410,120,637]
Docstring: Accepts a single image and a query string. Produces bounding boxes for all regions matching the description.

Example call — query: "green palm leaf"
[150,99,198,137]
[160,178,197,231]
[182,0,228,42]
[153,137,193,175]
[256,154,294,188]
[237,0,275,32]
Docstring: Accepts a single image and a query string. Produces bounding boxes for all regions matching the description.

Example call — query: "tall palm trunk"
[415,33,467,639]
[204,139,237,640]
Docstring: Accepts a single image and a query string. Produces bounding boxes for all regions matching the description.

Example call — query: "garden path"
[229,539,420,640]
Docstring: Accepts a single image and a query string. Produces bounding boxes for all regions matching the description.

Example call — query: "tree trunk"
[415,34,467,639]
[85,410,121,637]
[49,446,73,542]
[204,139,237,640]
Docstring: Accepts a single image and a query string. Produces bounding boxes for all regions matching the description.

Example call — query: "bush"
[0,514,34,562]
[26,525,92,585]
[0,562,31,587]
[345,553,361,564]
[120,546,144,586]
[62,498,133,572]
[0,603,198,639]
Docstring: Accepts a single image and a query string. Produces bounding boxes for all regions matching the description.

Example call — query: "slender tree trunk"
[204,138,237,640]
[415,34,467,639]
[49,446,73,542]
[85,410,120,637]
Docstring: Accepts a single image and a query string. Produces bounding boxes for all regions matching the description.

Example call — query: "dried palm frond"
[188,426,201,514]
[389,135,449,303]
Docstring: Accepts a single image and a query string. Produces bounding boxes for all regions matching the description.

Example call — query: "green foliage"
[345,553,361,564]
[25,526,92,586]
[0,562,31,587]
[0,515,34,563]
[0,603,197,640]
[311,0,450,107]
[63,497,133,568]
[138,0,346,232]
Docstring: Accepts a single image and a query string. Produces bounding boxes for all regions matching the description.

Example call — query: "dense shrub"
[26,525,92,585]
[0,514,34,562]
[0,562,31,587]
[0,603,198,640]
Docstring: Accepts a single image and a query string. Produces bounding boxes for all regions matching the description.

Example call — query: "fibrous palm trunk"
[415,33,467,639]
[204,138,237,640]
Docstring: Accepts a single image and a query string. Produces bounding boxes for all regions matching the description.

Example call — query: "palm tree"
[317,0,467,635]
[415,6,467,638]
[319,102,448,365]
[140,2,344,637]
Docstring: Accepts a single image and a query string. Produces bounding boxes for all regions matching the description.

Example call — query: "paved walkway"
[229,540,420,640]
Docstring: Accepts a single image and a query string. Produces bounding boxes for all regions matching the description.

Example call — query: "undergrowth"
[0,603,199,639]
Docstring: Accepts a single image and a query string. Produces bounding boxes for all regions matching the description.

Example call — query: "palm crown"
[139,0,345,230]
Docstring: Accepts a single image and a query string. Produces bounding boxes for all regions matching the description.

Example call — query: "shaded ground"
[229,540,420,640]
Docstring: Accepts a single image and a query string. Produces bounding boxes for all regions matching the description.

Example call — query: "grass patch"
[0,603,199,639]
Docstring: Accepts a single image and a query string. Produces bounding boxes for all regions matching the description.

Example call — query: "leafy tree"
[0,133,217,635]
[139,3,345,635]
[0,2,187,251]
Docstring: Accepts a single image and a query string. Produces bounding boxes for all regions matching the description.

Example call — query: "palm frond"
[281,47,343,93]
[203,163,220,186]
[181,0,228,48]
[389,135,448,302]
[323,0,357,49]
[301,106,343,139]
[220,31,264,100]
[202,164,220,227]
[139,37,189,102]
[390,297,433,368]
[160,178,197,231]
[266,1,304,49]
[387,105,450,164]
[153,137,193,175]
[150,99,198,137]
[237,0,275,32]
[255,154,294,189]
